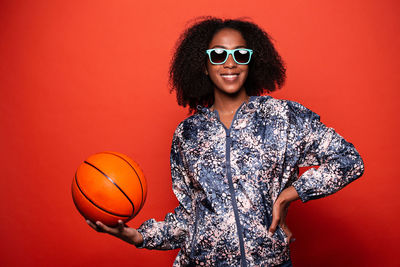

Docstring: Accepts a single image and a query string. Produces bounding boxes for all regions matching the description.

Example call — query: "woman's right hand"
[86,219,144,247]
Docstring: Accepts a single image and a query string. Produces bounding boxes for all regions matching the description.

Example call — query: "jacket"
[137,95,364,266]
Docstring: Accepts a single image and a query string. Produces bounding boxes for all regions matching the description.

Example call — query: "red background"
[1,0,398,266]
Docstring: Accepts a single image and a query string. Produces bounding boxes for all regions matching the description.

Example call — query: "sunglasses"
[206,48,253,65]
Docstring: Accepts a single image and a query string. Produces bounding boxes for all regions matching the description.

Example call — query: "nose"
[223,54,236,68]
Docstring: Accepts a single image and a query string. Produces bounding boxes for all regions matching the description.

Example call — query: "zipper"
[215,104,247,267]
[190,199,201,259]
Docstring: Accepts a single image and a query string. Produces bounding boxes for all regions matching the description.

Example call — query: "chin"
[216,85,245,95]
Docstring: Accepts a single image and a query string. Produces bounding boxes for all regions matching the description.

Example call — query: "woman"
[87,17,364,266]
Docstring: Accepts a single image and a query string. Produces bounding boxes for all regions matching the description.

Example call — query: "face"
[206,28,249,96]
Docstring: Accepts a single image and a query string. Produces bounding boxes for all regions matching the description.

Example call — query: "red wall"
[1,0,398,266]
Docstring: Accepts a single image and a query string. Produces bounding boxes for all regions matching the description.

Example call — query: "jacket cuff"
[135,227,147,249]
[292,168,320,203]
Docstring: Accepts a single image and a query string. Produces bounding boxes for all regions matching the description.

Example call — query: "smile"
[221,73,239,81]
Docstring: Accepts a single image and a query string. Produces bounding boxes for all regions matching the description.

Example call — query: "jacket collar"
[196,95,269,117]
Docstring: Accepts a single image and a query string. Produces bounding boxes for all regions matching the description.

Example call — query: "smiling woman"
[206,29,252,128]
[85,17,364,267]
[205,28,250,110]
[168,18,286,114]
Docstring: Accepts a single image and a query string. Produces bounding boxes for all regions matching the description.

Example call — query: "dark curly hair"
[169,17,286,113]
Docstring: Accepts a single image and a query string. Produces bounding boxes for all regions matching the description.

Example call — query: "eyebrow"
[210,45,247,49]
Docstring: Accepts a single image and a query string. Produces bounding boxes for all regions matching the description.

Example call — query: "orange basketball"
[72,152,147,226]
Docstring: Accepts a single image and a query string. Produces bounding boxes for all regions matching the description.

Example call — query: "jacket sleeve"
[288,101,365,203]
[137,130,193,250]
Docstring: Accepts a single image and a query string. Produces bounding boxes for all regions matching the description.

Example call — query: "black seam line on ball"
[99,152,144,214]
[84,161,135,217]
[74,172,130,218]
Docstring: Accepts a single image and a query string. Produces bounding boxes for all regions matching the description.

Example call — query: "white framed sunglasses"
[206,48,254,65]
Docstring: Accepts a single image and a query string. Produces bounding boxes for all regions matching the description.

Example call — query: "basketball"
[72,151,147,226]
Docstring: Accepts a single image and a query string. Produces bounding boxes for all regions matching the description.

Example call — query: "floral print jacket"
[137,96,364,266]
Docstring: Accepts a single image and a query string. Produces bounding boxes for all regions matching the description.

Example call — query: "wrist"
[277,186,300,204]
[133,232,144,247]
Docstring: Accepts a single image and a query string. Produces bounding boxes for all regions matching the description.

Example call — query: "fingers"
[95,221,116,234]
[86,219,120,235]
[280,224,293,243]
[117,220,125,232]
[268,217,279,237]
[268,206,280,237]
[269,198,296,243]
[85,219,139,245]
[269,199,283,236]
[86,220,104,232]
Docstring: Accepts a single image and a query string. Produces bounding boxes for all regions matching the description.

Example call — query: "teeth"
[221,74,239,78]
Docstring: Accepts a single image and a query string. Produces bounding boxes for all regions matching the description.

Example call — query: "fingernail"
[86,220,90,224]
[268,232,273,238]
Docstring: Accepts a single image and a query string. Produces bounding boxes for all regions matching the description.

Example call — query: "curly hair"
[169,17,286,113]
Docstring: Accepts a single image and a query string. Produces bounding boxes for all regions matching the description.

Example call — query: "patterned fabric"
[137,95,364,266]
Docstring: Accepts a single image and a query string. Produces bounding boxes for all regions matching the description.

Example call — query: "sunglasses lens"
[234,49,250,64]
[210,49,227,64]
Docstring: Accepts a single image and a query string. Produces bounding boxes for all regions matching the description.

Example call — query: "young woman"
[87,17,364,266]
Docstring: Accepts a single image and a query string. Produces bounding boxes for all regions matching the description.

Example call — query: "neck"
[211,87,249,114]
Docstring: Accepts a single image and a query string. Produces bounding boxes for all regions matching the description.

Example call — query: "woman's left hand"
[268,186,300,244]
